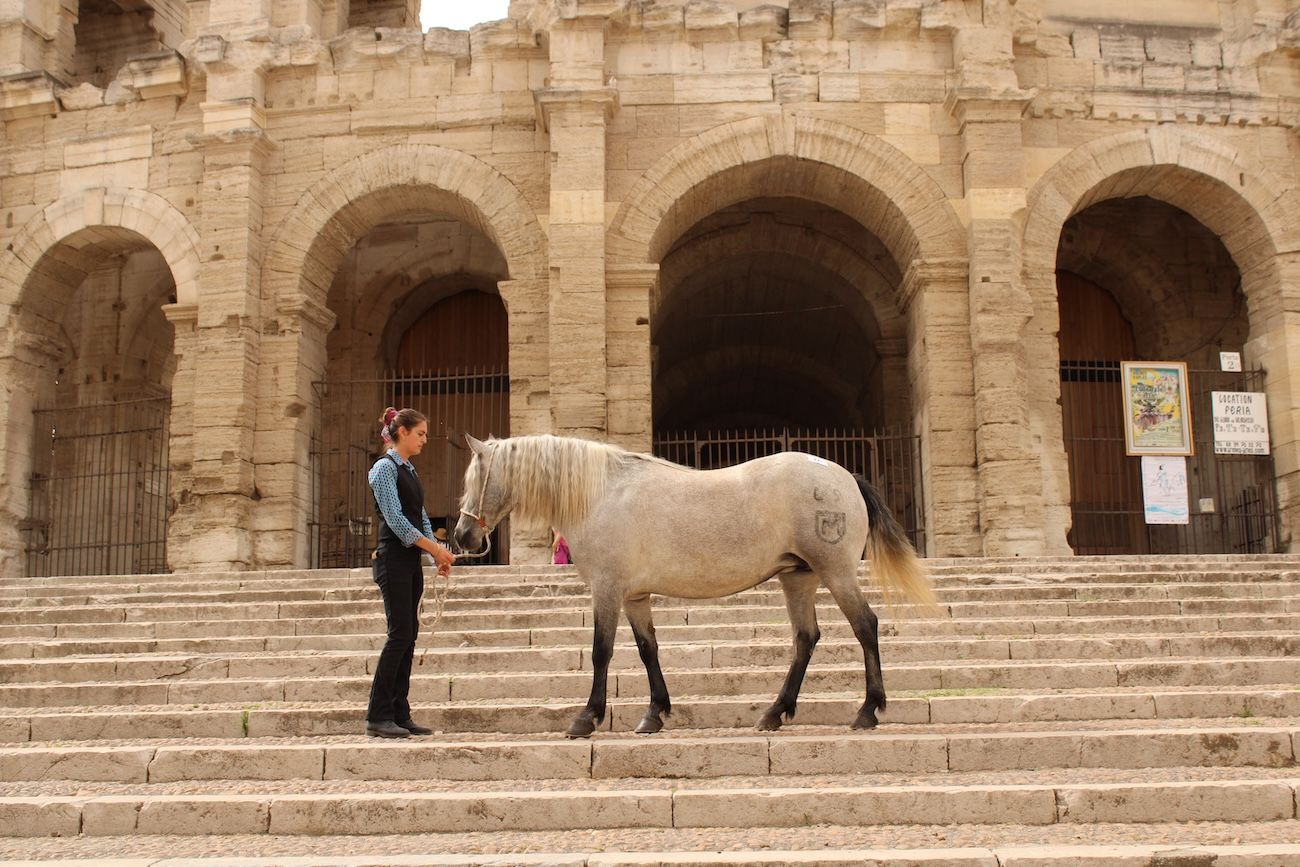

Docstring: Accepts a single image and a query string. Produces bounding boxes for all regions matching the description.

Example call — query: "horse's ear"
[464,434,487,455]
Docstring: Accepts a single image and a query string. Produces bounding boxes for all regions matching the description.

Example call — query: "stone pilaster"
[0,329,64,578]
[537,81,617,439]
[948,53,1052,554]
[900,259,982,558]
[606,264,657,453]
[160,303,198,571]
[172,127,275,572]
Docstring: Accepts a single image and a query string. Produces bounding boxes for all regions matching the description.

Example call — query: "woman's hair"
[379,407,427,445]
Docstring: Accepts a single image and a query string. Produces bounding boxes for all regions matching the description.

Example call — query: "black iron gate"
[310,368,510,568]
[25,398,170,576]
[653,427,925,553]
[1061,363,1280,554]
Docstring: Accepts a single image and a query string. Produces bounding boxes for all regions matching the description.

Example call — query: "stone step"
[8,576,1300,607]
[3,593,1297,627]
[3,656,1296,709]
[4,839,1300,865]
[1,725,1296,783]
[7,688,1298,742]
[3,632,1298,683]
[2,553,1295,589]
[1,778,1298,836]
[10,616,1300,657]
[7,852,1300,867]
[4,611,1298,651]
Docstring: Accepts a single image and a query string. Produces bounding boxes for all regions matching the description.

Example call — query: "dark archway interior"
[652,197,904,433]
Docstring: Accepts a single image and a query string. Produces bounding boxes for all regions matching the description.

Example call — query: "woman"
[365,407,455,738]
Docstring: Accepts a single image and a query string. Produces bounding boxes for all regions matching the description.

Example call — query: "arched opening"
[16,231,177,576]
[69,0,184,87]
[651,194,920,546]
[311,213,513,567]
[1057,196,1273,554]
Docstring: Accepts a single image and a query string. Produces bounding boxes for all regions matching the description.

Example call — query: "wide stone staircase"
[1,555,1298,865]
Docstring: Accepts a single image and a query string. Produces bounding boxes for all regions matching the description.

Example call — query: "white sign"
[1142,456,1189,525]
[1212,391,1270,455]
[1219,352,1242,372]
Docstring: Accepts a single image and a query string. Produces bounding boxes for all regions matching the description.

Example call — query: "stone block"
[739,5,786,41]
[672,784,1056,826]
[326,741,590,780]
[149,746,325,781]
[592,738,767,779]
[0,797,82,836]
[788,0,832,40]
[768,735,947,774]
[1057,781,1295,823]
[0,747,152,782]
[268,791,673,834]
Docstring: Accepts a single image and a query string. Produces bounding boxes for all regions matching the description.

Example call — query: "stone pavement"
[0,556,1298,864]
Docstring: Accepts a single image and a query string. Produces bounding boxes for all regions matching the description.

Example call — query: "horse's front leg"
[566,586,620,739]
[624,595,670,734]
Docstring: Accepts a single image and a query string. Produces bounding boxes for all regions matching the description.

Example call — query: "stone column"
[0,334,63,578]
[160,303,199,570]
[537,7,618,439]
[252,292,334,570]
[170,128,275,572]
[1247,253,1300,551]
[947,11,1053,555]
[606,265,657,453]
[900,260,982,557]
[0,0,69,78]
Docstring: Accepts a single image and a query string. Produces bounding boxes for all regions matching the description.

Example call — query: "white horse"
[452,434,935,739]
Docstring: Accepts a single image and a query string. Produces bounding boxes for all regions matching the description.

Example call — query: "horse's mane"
[465,434,638,528]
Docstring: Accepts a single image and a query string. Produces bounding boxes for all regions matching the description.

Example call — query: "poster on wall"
[1211,391,1270,455]
[1122,361,1194,456]
[1141,456,1190,524]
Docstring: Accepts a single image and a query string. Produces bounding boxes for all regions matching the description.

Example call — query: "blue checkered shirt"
[368,450,434,547]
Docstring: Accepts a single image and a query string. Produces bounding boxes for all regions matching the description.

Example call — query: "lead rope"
[419,445,497,664]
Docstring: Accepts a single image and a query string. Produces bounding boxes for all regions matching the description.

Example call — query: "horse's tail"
[854,474,937,611]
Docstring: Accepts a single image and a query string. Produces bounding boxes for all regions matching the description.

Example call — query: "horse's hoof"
[755,714,783,732]
[634,714,663,735]
[851,712,878,730]
[565,718,596,739]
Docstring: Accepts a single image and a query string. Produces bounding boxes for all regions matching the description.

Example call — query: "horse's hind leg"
[822,568,886,730]
[757,571,820,731]
[624,595,671,734]
[567,585,619,739]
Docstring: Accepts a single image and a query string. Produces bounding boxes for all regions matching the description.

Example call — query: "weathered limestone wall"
[0,0,1297,574]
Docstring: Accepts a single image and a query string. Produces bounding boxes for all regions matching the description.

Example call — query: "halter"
[455,442,497,559]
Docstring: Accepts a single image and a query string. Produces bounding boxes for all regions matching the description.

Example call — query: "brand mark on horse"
[816,510,846,544]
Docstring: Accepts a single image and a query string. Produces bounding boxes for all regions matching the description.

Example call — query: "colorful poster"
[1122,361,1194,456]
[1142,456,1189,525]
[1212,391,1270,455]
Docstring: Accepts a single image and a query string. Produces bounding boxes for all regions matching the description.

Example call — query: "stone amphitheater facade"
[1,0,1299,577]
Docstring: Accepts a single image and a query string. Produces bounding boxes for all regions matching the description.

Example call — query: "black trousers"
[366,544,424,723]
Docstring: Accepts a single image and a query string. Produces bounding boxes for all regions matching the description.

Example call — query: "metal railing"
[1061,363,1280,554]
[25,398,170,576]
[653,427,925,554]
[309,368,511,568]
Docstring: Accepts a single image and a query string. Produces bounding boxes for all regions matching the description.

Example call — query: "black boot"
[396,718,432,735]
[365,719,410,738]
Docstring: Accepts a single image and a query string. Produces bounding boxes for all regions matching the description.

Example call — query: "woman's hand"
[417,537,456,575]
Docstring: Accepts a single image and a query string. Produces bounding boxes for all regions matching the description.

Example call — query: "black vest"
[375,453,426,547]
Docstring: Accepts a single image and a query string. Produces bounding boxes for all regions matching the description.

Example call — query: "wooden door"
[1057,272,1144,554]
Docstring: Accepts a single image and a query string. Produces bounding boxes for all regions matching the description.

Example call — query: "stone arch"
[263,143,547,312]
[0,188,200,578]
[1022,125,1300,551]
[608,114,968,270]
[0,187,201,313]
[256,144,548,569]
